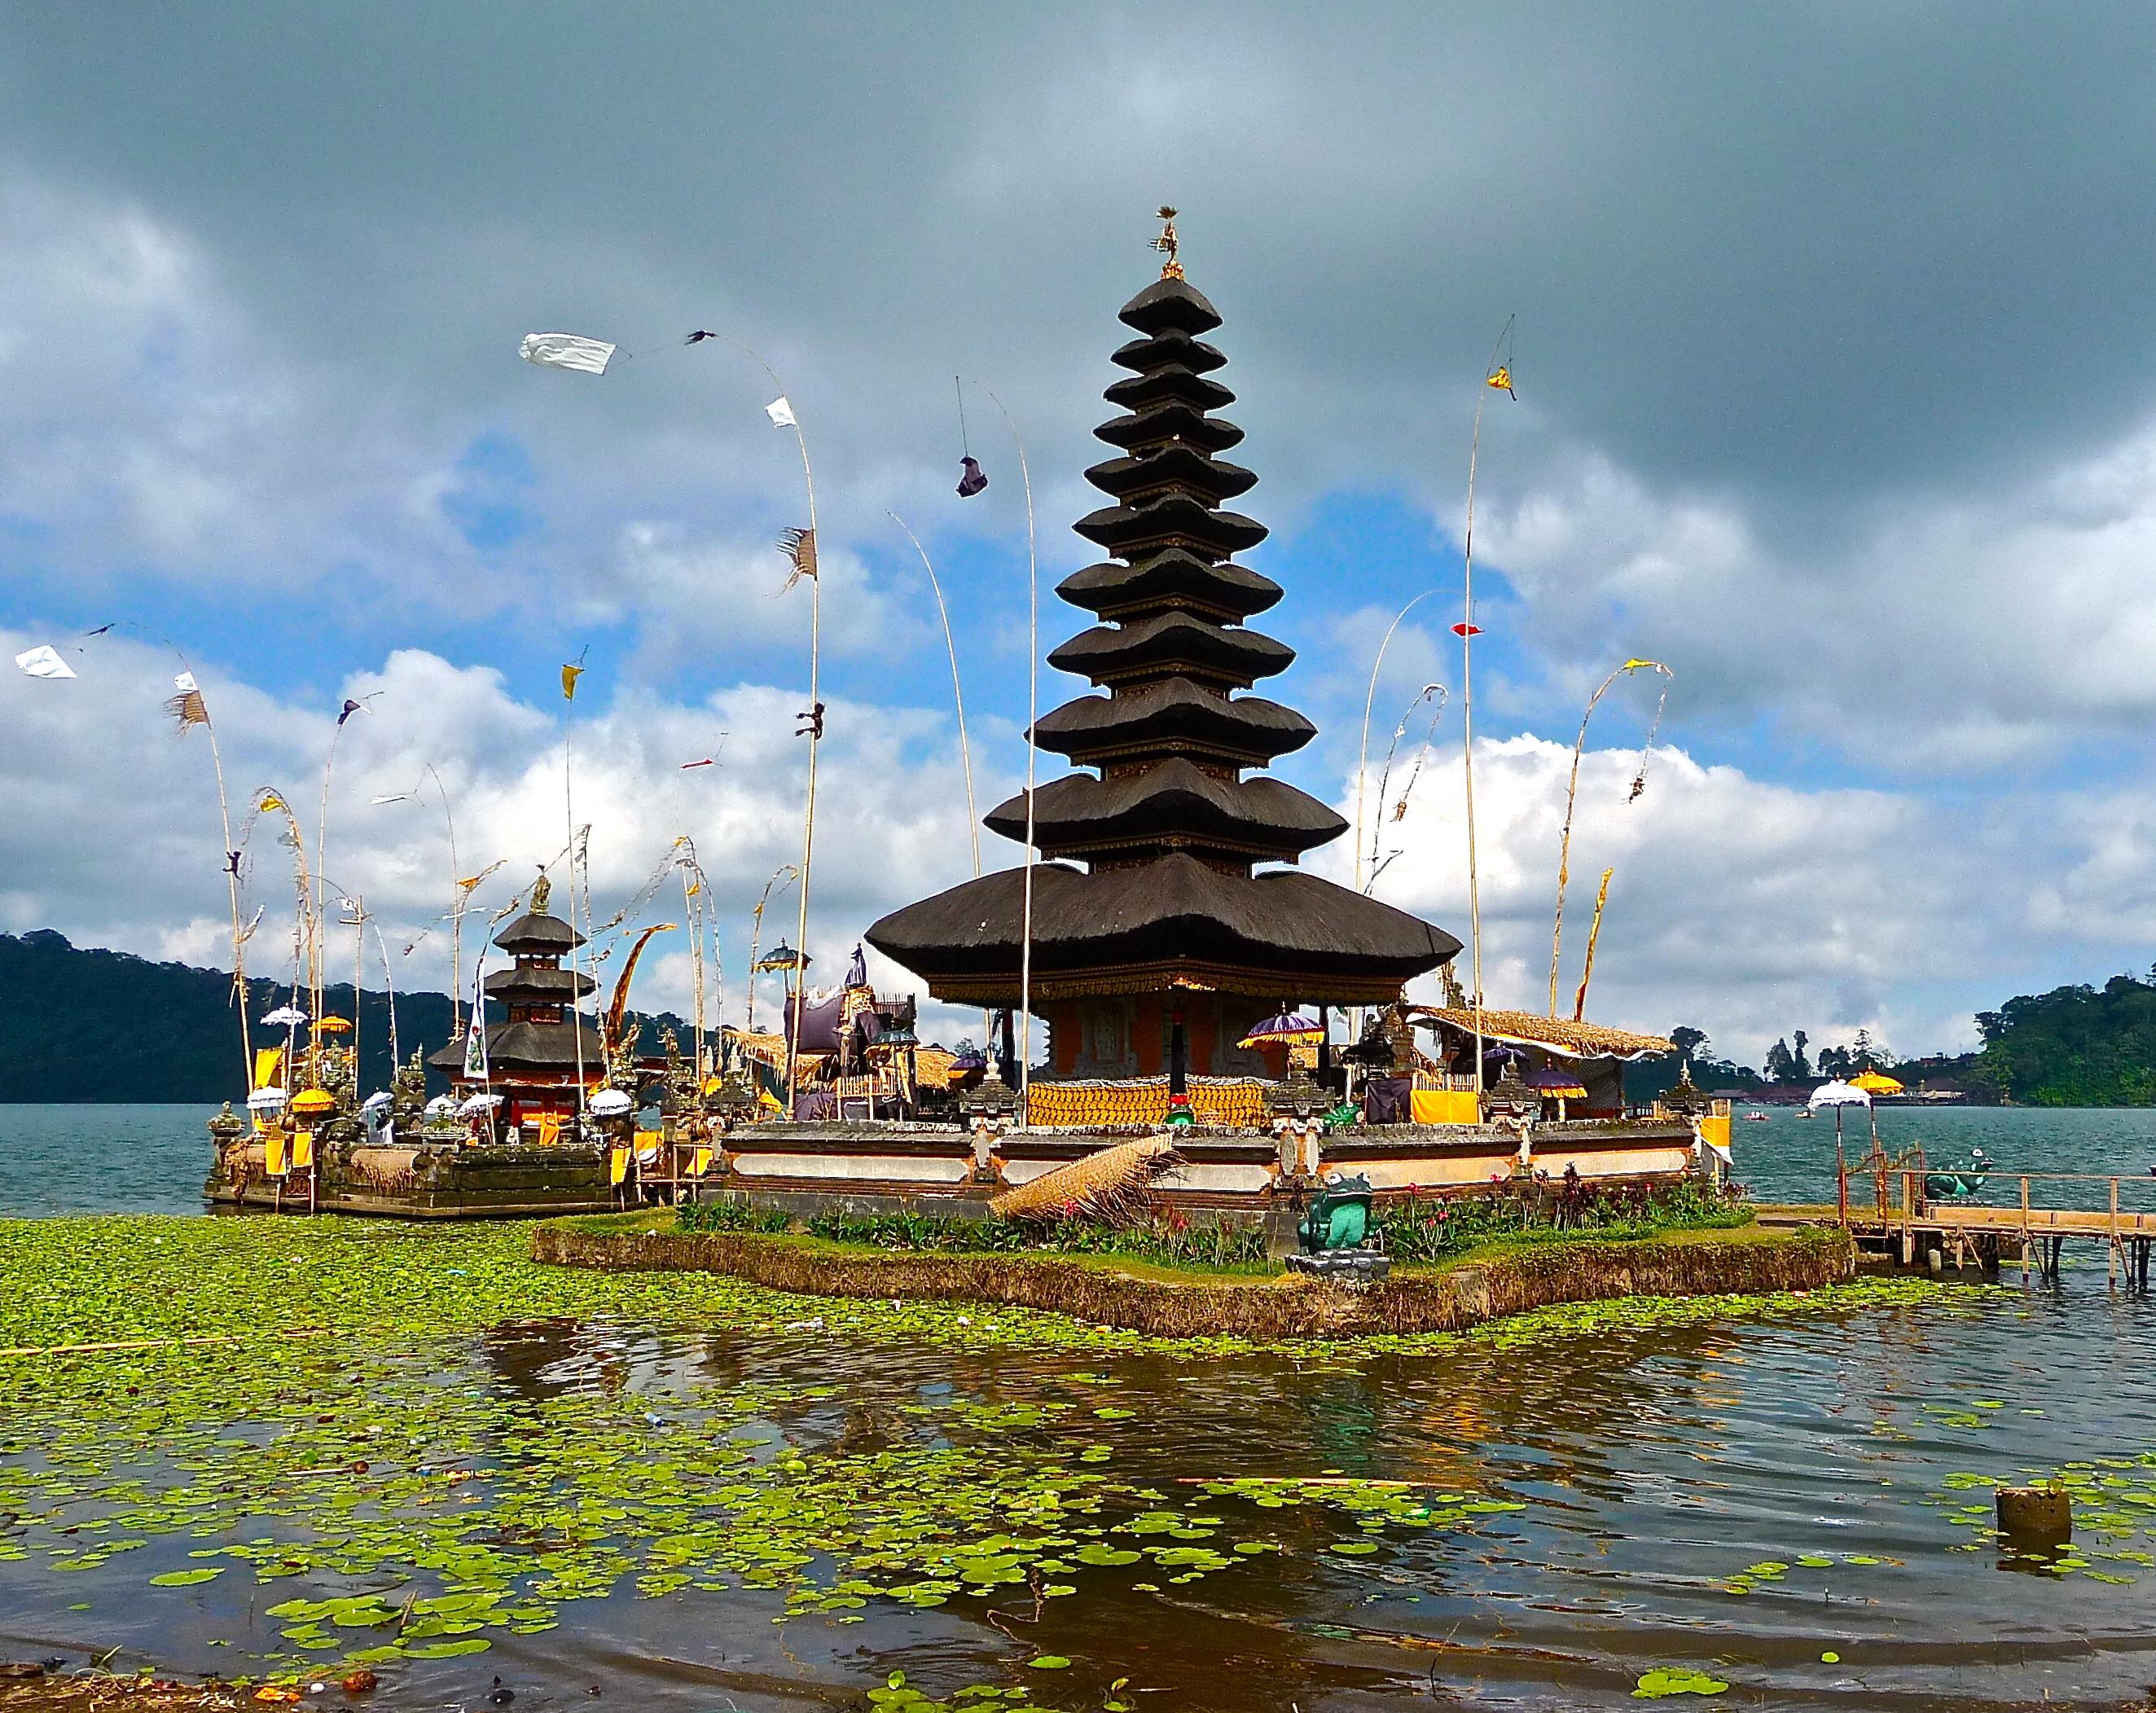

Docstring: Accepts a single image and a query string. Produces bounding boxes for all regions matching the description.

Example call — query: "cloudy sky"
[6,3,2155,1068]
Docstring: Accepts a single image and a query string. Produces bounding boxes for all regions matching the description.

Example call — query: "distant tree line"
[1972,970,2156,1106]
[0,930,694,1104]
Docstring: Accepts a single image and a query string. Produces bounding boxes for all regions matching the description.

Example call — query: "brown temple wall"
[1183,999,1217,1076]
[1133,992,1166,1075]
[1047,1001,1081,1077]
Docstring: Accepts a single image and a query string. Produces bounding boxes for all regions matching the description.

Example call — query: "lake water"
[4,1106,2156,1708]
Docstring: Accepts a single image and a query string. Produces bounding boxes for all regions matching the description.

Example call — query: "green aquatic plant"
[1632,1666,1730,1698]
[0,1215,1969,1688]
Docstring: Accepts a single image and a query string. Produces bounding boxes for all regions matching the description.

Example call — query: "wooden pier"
[1833,1151,2156,1288]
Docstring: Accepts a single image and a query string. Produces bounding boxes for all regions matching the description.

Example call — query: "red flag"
[1451,622,1484,637]
[680,758,715,770]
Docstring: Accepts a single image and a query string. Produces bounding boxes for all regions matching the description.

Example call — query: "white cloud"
[0,631,998,1047]
[1328,735,2009,1066]
[1471,413,2156,771]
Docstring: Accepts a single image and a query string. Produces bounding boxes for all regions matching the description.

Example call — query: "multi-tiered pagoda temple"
[429,876,605,1137]
[869,264,1460,1082]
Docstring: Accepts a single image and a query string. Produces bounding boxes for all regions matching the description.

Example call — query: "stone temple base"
[206,1138,613,1219]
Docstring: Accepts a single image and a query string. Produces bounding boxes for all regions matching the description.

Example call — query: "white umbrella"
[246,1087,288,1111]
[1808,1078,1873,1153]
[588,1088,634,1118]
[424,1095,457,1117]
[362,1091,393,1112]
[261,1006,308,1028]
[457,1092,504,1116]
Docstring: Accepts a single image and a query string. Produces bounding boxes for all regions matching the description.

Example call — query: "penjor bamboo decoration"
[1547,659,1672,1017]
[1572,867,1615,1022]
[1457,316,1515,1093]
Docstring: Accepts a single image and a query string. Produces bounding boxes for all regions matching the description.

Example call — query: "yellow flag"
[258,792,285,814]
[1622,658,1655,671]
[1486,367,1514,395]
[561,662,583,701]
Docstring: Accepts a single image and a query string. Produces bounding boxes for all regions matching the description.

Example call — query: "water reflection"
[10,1288,2156,1710]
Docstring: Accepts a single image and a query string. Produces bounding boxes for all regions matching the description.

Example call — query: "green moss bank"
[531,1216,1856,1339]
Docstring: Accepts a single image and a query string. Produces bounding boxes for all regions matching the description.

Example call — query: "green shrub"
[1379,1177,1751,1264]
[676,1195,793,1235]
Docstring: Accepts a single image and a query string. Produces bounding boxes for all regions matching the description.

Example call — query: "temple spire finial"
[1152,205,1183,279]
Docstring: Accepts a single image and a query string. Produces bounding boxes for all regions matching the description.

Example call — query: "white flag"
[520,332,617,376]
[765,395,797,428]
[464,957,490,1083]
[13,645,76,680]
[173,670,198,693]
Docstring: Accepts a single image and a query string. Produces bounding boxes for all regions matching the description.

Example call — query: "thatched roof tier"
[484,964,595,1003]
[1093,402,1245,454]
[1073,496,1267,559]
[1110,330,1226,375]
[1031,679,1315,767]
[1057,551,1280,622]
[492,909,583,955]
[1101,365,1236,414]
[428,1016,607,1078]
[867,855,1459,1005]
[1409,1006,1676,1061]
[1084,447,1257,503]
[1118,274,1223,336]
[984,762,1344,862]
[1049,610,1293,689]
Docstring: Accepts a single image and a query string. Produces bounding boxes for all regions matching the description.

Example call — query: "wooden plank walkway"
[1833,1161,2156,1287]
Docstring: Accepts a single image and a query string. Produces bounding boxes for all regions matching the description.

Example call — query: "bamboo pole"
[890,510,993,1059]
[978,387,1038,1118]
[1548,660,1671,1016]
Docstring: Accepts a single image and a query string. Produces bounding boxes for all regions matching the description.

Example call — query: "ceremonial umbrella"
[1524,1066,1590,1100]
[755,942,810,973]
[246,1087,288,1111]
[1237,1011,1324,1050]
[290,1088,336,1117]
[1850,1069,1904,1096]
[1807,1078,1873,1149]
[314,1017,351,1035]
[588,1088,634,1118]
[261,1006,307,1028]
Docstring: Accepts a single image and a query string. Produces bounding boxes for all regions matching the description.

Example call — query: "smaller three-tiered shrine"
[428,876,607,1140]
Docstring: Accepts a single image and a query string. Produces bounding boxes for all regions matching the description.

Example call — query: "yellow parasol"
[314,1016,352,1035]
[290,1087,336,1116]
[1850,1070,1903,1095]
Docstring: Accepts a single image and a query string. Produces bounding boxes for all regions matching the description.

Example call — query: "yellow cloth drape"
[1410,1088,1482,1125]
[292,1130,314,1171]
[608,1146,629,1186]
[690,1146,714,1179]
[265,1131,288,1176]
[535,1113,562,1148]
[252,1046,283,1091]
[1699,1113,1732,1154]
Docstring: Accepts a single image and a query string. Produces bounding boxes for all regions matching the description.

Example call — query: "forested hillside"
[1975,973,2156,1105]
[0,931,690,1104]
